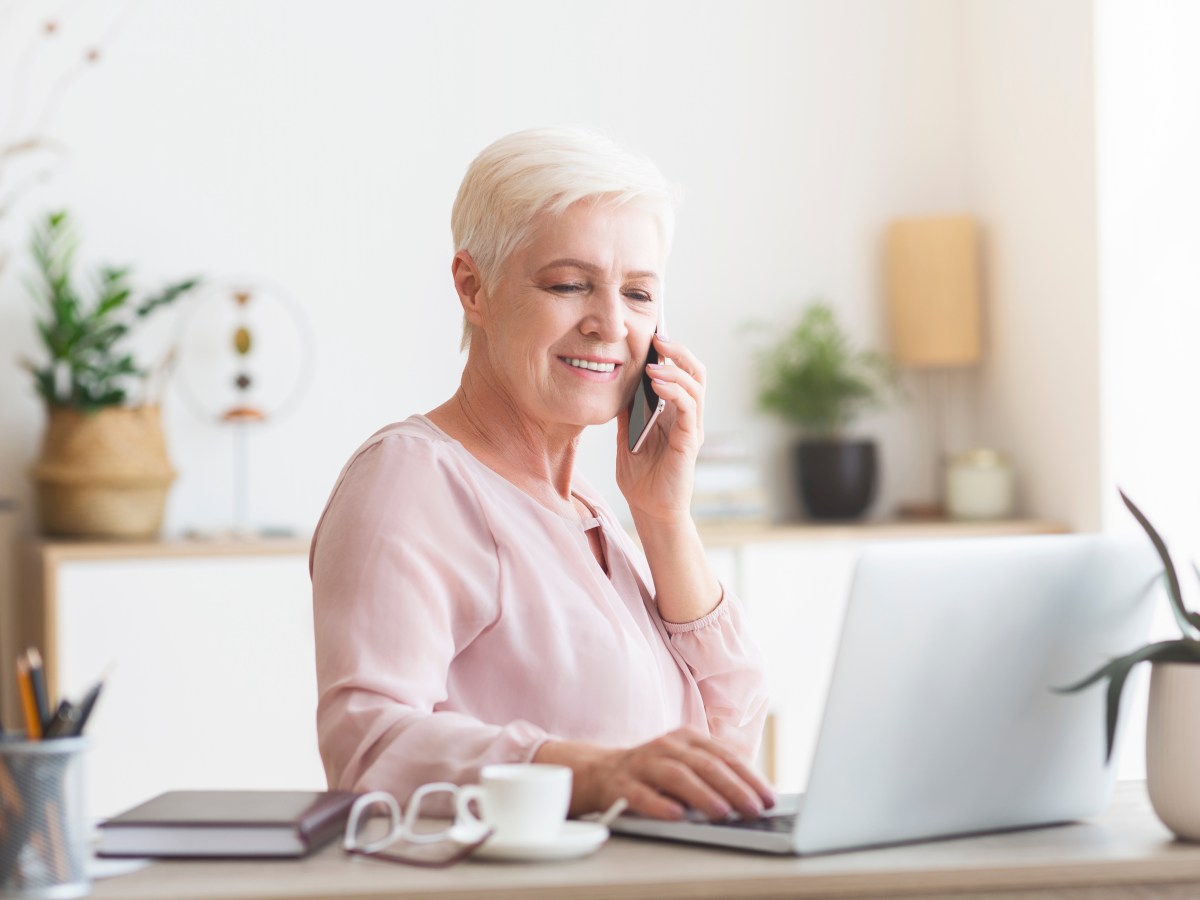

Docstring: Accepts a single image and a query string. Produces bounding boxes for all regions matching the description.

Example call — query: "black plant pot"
[794,439,878,520]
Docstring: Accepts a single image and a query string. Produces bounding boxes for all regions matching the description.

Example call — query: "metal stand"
[232,420,250,536]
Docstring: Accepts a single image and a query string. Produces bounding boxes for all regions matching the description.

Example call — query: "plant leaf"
[1054,639,1200,762]
[22,210,202,410]
[135,277,201,318]
[1119,489,1200,637]
[754,302,898,435]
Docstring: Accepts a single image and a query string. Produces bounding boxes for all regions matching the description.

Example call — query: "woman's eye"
[625,290,653,303]
[550,283,586,294]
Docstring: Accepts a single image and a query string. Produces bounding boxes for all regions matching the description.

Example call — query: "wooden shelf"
[694,518,1069,547]
[26,535,312,564]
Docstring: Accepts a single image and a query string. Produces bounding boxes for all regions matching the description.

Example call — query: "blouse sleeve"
[310,435,550,803]
[662,589,771,763]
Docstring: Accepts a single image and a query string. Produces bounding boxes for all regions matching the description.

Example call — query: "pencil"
[27,648,51,731]
[16,656,43,740]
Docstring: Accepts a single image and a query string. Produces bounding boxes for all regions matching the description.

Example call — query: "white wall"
[1095,0,1200,547]
[0,0,972,535]
[1094,0,1200,779]
[964,0,1101,532]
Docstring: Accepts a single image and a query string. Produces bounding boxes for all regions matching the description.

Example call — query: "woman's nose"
[580,288,629,342]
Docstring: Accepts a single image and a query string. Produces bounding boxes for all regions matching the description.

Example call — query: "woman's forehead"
[520,203,667,275]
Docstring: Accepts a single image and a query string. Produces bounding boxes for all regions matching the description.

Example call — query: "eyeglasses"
[342,787,493,869]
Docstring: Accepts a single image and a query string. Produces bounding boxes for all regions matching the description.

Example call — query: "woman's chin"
[550,404,622,431]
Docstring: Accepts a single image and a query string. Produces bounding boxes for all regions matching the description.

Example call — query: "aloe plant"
[1056,489,1200,761]
[20,210,201,411]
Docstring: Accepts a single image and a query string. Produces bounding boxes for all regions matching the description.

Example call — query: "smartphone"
[627,334,666,454]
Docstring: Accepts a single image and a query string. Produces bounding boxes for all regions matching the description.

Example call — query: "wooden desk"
[92,783,1200,899]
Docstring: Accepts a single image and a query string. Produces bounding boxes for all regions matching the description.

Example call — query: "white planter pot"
[1146,662,1200,840]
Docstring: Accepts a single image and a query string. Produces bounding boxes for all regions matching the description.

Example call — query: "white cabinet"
[19,540,325,820]
[16,521,1074,818]
[739,541,857,792]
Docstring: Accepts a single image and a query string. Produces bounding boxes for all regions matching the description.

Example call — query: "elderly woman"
[311,127,774,822]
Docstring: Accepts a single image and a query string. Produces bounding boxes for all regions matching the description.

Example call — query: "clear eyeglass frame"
[342,788,492,869]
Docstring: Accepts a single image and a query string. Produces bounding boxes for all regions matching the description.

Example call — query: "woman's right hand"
[534,728,776,821]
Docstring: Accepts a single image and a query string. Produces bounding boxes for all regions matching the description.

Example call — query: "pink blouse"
[311,415,769,801]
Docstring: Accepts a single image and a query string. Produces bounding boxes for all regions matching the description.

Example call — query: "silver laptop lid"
[794,534,1159,854]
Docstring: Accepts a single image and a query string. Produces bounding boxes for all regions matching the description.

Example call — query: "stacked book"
[97,791,358,858]
[691,437,768,525]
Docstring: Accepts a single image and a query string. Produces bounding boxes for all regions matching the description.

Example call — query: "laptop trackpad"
[683,792,804,824]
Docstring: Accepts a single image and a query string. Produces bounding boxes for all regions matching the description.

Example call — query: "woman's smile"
[558,354,623,381]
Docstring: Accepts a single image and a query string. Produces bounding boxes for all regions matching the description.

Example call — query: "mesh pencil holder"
[0,736,90,899]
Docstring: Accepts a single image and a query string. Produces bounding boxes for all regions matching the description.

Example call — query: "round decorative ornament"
[173,279,313,533]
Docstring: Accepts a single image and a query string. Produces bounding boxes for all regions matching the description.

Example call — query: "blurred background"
[2,0,1194,537]
[2,0,1199,811]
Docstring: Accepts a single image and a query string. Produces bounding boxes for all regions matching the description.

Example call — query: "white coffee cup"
[455,764,572,843]
[372,763,572,848]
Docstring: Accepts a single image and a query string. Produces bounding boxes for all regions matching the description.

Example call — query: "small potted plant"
[20,210,201,538]
[1058,489,1200,840]
[754,302,899,520]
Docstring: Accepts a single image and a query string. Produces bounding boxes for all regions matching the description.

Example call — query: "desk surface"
[92,783,1200,900]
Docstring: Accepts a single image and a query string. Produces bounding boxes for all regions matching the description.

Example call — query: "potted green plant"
[754,302,898,519]
[20,210,201,538]
[1058,489,1200,840]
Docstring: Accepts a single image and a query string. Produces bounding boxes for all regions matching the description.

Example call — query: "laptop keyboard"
[716,812,798,834]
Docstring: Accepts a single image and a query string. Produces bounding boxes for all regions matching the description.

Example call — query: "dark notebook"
[96,790,359,858]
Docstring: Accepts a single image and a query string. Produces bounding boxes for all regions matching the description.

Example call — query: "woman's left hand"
[616,334,705,524]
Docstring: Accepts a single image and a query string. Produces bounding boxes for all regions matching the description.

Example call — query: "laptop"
[610,534,1161,854]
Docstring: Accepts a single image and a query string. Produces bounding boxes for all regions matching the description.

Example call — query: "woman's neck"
[427,370,582,511]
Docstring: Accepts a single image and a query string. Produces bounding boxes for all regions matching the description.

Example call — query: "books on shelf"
[96,790,358,858]
[691,437,768,524]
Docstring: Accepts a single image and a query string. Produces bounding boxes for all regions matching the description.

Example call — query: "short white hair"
[451,127,676,350]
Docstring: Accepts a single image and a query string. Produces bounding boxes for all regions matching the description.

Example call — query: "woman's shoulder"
[346,415,459,469]
[357,413,450,448]
[311,416,500,583]
[324,414,482,506]
[314,415,492,546]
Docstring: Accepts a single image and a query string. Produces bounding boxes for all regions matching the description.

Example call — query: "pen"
[43,700,81,739]
[71,679,105,737]
[27,648,51,731]
[16,656,43,740]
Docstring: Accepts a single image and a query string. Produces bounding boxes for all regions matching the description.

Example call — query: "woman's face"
[469,200,666,432]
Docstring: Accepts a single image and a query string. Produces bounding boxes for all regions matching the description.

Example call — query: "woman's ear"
[452,250,487,329]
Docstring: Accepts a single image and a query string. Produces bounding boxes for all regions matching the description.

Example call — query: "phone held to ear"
[627,334,666,454]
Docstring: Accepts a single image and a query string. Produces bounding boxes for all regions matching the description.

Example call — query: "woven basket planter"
[31,405,176,539]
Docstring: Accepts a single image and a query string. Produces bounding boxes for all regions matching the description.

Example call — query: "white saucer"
[472,821,609,862]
